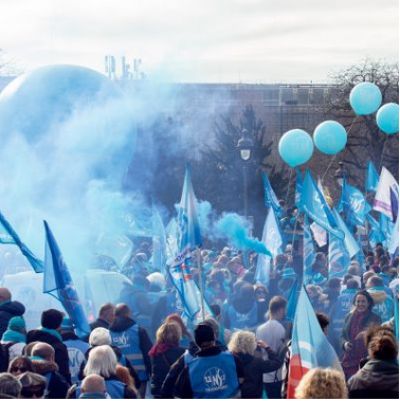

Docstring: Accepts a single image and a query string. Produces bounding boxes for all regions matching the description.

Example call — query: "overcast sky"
[0,0,398,83]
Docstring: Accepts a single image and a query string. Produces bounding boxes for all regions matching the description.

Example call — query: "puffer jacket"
[347,359,399,399]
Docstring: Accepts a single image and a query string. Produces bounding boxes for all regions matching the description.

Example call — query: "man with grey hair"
[0,288,25,339]
[79,374,107,399]
[0,372,22,398]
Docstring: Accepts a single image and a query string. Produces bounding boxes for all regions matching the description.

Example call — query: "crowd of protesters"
[0,205,398,398]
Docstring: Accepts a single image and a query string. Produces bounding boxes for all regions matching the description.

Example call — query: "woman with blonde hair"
[67,345,137,399]
[295,368,348,399]
[227,330,284,399]
[148,321,185,398]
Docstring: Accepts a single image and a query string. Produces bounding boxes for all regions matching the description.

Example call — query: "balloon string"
[285,169,293,203]
[321,115,358,183]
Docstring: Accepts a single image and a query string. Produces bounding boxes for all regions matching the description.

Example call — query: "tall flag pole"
[255,207,283,288]
[0,211,44,273]
[287,286,342,398]
[43,221,90,337]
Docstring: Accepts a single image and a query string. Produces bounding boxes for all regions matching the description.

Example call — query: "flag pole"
[196,247,206,321]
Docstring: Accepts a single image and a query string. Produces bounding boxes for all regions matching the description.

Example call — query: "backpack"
[0,343,14,372]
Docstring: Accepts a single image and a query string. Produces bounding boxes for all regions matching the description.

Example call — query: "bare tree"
[326,59,399,184]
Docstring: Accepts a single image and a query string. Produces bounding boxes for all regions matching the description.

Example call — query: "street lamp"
[237,129,254,218]
[334,161,348,187]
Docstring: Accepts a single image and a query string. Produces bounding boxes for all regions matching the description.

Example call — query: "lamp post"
[237,129,254,219]
[334,161,348,187]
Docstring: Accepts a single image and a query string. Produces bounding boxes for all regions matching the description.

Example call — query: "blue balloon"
[349,82,382,115]
[279,129,314,168]
[376,103,399,135]
[313,120,347,155]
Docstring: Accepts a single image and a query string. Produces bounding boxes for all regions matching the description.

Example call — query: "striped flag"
[287,286,342,398]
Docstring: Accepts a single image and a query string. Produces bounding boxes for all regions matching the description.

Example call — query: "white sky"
[0,0,398,83]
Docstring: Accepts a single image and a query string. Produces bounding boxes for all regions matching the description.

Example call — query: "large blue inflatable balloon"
[0,64,120,142]
[376,103,399,135]
[313,120,347,155]
[349,82,382,115]
[278,129,314,168]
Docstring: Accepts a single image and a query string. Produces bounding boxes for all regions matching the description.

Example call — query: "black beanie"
[194,324,215,346]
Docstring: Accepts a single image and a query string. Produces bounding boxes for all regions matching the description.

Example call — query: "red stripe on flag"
[287,354,309,399]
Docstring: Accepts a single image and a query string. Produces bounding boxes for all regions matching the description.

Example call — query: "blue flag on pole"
[365,161,379,193]
[178,168,202,251]
[303,215,316,285]
[295,168,303,209]
[328,232,350,279]
[262,172,282,217]
[367,214,386,247]
[287,286,342,398]
[301,170,344,239]
[0,211,44,273]
[255,208,283,288]
[338,178,371,227]
[152,208,167,276]
[332,209,360,258]
[43,221,90,337]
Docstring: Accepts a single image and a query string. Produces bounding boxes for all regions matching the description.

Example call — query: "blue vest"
[64,339,89,384]
[188,351,239,399]
[76,379,125,399]
[227,302,258,331]
[372,295,394,322]
[110,324,148,381]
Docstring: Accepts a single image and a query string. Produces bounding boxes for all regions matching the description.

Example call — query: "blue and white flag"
[365,161,379,193]
[255,208,283,288]
[0,211,44,273]
[338,178,371,227]
[367,214,386,247]
[152,208,167,275]
[301,170,344,239]
[178,168,202,251]
[332,209,360,258]
[303,215,316,285]
[262,172,282,217]
[328,232,350,279]
[374,167,399,221]
[43,221,90,337]
[287,286,342,398]
[165,218,179,261]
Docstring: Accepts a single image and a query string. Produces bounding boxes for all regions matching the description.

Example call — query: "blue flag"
[287,286,342,398]
[255,208,283,288]
[0,211,44,273]
[365,161,379,192]
[332,209,360,258]
[367,214,386,247]
[328,232,350,279]
[295,168,303,209]
[43,221,90,337]
[286,278,301,322]
[262,172,282,217]
[338,178,371,227]
[301,170,344,239]
[178,168,202,251]
[303,215,316,285]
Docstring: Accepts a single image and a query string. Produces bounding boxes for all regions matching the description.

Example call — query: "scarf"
[1,329,26,344]
[41,327,62,342]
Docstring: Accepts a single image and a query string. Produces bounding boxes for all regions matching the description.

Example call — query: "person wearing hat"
[0,316,27,370]
[60,317,89,384]
[0,288,25,340]
[162,323,243,399]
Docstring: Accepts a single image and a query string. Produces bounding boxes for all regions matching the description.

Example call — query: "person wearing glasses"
[8,356,34,377]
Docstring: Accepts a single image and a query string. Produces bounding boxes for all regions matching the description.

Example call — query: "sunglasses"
[21,388,45,398]
[11,366,28,373]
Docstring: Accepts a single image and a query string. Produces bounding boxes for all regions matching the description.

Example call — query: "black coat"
[234,349,284,399]
[149,346,185,398]
[89,318,110,331]
[347,359,399,399]
[27,329,71,383]
[32,360,70,399]
[0,301,25,339]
